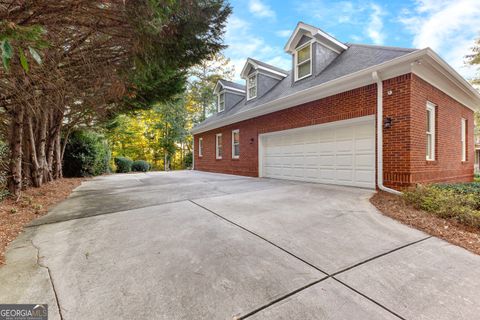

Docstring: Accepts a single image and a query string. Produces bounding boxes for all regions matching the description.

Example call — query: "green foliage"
[184,151,193,169]
[63,131,111,177]
[132,160,151,172]
[125,0,232,110]
[475,173,480,182]
[187,53,234,122]
[114,157,133,173]
[0,22,48,72]
[403,184,480,228]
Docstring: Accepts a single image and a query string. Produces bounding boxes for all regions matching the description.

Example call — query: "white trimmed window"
[216,133,223,159]
[247,74,257,100]
[461,118,467,162]
[232,130,240,159]
[198,137,203,157]
[426,102,436,161]
[218,92,225,112]
[295,42,312,81]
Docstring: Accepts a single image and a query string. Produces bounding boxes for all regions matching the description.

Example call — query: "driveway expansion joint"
[30,240,64,320]
[332,277,406,320]
[190,199,432,320]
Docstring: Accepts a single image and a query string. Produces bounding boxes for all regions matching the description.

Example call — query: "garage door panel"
[355,170,375,184]
[356,154,375,168]
[336,139,353,152]
[336,154,353,166]
[336,126,354,139]
[262,118,375,188]
[336,169,353,182]
[318,141,336,153]
[320,169,336,181]
[355,138,374,152]
[318,155,336,166]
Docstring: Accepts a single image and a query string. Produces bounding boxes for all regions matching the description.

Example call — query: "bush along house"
[191,22,480,192]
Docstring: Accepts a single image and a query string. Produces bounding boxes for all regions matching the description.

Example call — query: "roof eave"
[192,49,480,135]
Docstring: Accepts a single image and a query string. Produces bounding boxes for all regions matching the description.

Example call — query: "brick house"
[191,22,480,191]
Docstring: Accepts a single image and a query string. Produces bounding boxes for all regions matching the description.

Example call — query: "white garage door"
[260,116,375,188]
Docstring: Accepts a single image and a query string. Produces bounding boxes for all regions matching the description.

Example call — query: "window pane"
[297,45,310,63]
[234,144,240,156]
[426,134,432,159]
[297,62,311,79]
[249,87,256,98]
[248,75,256,87]
[426,109,431,132]
[233,131,239,144]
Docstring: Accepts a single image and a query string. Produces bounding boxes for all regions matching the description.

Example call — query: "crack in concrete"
[30,240,64,320]
[190,199,431,320]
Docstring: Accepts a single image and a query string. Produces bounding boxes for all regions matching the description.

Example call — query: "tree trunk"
[27,115,43,187]
[7,106,25,197]
[53,131,62,179]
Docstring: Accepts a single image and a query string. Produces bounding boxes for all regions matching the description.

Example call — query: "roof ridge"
[346,43,417,52]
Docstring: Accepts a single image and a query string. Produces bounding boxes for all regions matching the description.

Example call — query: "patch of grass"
[404,183,480,229]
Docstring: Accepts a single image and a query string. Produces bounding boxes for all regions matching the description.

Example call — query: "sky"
[223,0,480,81]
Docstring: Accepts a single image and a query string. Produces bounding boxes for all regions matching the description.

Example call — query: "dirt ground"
[371,191,480,255]
[0,178,85,265]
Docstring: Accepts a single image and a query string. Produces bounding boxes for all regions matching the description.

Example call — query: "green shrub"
[403,184,480,228]
[184,151,193,169]
[63,131,111,177]
[114,157,133,173]
[131,160,151,172]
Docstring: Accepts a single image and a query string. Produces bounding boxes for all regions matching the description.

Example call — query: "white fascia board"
[213,81,223,94]
[284,22,347,54]
[191,48,480,135]
[425,49,480,104]
[257,65,288,78]
[314,30,348,52]
[222,85,246,94]
[216,80,246,94]
[240,59,257,79]
[241,58,287,79]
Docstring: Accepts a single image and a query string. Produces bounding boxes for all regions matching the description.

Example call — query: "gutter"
[192,48,480,135]
[372,71,402,195]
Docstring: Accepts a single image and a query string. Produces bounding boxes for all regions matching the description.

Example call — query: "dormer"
[285,22,348,83]
[240,58,288,102]
[213,80,245,113]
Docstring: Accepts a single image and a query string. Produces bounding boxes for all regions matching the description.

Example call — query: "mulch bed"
[0,178,85,265]
[370,191,480,255]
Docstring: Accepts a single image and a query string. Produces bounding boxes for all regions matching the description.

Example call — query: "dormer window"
[247,74,257,100]
[295,42,312,81]
[218,91,225,112]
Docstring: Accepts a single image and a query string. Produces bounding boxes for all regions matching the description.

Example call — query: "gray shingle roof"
[218,79,245,91]
[248,58,289,75]
[195,43,417,130]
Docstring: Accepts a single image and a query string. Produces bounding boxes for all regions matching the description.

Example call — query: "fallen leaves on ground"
[371,191,480,255]
[0,178,85,265]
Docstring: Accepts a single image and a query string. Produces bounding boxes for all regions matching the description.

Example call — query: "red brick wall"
[382,74,412,188]
[194,84,376,176]
[194,73,475,188]
[408,74,474,185]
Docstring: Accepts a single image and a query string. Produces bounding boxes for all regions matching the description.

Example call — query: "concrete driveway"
[1,171,479,320]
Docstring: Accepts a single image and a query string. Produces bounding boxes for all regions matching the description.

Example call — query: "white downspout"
[372,71,402,195]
